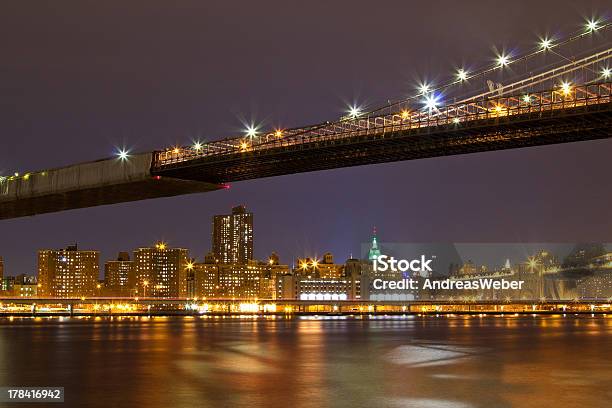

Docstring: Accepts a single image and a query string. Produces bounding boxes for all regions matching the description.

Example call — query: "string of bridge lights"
[131,17,612,161]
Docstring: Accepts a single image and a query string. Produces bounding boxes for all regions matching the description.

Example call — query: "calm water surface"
[0,315,610,408]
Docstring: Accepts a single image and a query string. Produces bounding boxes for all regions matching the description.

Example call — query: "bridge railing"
[152,82,611,167]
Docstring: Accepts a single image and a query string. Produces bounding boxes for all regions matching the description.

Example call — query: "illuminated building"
[134,243,189,298]
[38,245,99,298]
[279,254,361,300]
[212,205,253,264]
[13,282,38,297]
[217,261,265,299]
[193,252,219,298]
[1,276,15,292]
[260,252,289,299]
[104,252,136,296]
[1,275,37,297]
[193,252,289,299]
[295,252,343,279]
[367,228,382,261]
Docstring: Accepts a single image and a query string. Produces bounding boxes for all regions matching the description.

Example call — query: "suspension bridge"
[1,21,611,219]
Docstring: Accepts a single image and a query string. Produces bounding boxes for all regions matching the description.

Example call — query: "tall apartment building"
[133,243,189,298]
[104,252,136,296]
[212,205,253,264]
[38,245,99,298]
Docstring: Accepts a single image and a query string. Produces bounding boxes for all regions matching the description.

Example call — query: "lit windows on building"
[134,243,189,298]
[38,245,99,298]
[212,205,253,264]
[104,252,136,296]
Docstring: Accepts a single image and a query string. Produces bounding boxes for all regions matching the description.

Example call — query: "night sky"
[1,1,611,276]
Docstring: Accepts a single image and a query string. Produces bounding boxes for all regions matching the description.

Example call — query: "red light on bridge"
[153,176,161,180]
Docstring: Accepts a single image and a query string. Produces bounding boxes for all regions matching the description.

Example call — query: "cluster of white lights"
[602,67,611,79]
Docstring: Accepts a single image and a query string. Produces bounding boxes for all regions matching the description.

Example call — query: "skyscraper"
[133,243,189,298]
[38,245,99,297]
[212,205,253,264]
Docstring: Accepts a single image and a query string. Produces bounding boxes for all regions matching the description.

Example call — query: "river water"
[0,315,610,407]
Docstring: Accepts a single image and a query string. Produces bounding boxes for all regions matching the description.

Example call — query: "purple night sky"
[1,1,611,276]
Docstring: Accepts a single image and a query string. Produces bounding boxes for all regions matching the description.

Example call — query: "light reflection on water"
[0,316,610,408]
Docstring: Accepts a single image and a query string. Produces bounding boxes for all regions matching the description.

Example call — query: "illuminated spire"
[368,226,381,261]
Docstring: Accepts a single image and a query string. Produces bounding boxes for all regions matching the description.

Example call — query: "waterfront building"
[104,252,136,296]
[12,282,38,297]
[1,276,15,293]
[38,245,99,298]
[295,252,343,279]
[192,252,289,299]
[193,252,219,298]
[133,243,189,298]
[279,255,362,300]
[212,205,253,264]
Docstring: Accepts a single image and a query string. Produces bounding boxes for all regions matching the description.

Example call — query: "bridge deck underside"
[0,178,221,220]
[154,103,612,184]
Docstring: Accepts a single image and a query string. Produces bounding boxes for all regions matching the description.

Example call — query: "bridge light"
[400,109,410,120]
[522,94,531,103]
[456,69,468,81]
[240,141,249,151]
[602,67,611,79]
[245,125,258,138]
[418,83,430,95]
[494,105,503,113]
[348,105,362,119]
[193,141,203,150]
[275,129,283,138]
[116,149,130,161]
[560,81,572,96]
[172,147,180,154]
[423,94,439,110]
[586,19,600,32]
[496,54,509,68]
[539,38,552,51]
[452,117,460,124]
